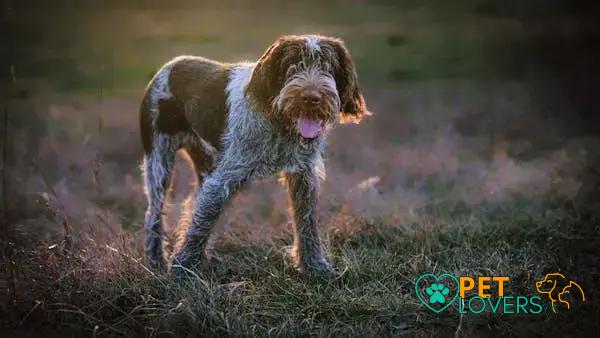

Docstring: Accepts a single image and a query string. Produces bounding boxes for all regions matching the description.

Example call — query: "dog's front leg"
[285,168,334,276]
[171,166,248,275]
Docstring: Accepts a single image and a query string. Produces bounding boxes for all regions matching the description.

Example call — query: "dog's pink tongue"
[297,118,322,139]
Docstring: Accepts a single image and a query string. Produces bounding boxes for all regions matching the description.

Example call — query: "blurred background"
[2,0,600,246]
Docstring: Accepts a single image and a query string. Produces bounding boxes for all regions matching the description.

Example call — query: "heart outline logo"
[415,273,460,313]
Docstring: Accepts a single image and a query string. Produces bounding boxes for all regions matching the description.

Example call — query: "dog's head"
[558,284,573,303]
[535,273,565,296]
[245,34,370,139]
[558,281,585,303]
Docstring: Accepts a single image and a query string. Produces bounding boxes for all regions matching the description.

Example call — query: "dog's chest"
[219,110,324,178]
[231,129,320,178]
[268,134,322,173]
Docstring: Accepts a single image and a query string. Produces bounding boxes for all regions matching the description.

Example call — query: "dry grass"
[3,201,598,337]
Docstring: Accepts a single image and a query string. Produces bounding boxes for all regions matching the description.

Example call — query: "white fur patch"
[147,57,185,128]
[226,63,254,114]
[149,61,176,104]
[225,63,267,140]
[305,37,321,57]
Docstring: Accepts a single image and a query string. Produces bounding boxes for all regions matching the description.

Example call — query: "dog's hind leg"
[172,135,216,257]
[142,133,179,270]
[171,160,250,276]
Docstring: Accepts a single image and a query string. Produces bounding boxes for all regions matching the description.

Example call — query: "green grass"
[5,202,598,337]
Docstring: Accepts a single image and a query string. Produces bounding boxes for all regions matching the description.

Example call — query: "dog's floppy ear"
[245,37,291,117]
[327,38,370,124]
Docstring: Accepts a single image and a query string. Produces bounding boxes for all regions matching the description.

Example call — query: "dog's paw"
[147,256,167,272]
[145,241,167,272]
[169,250,204,281]
[301,257,338,277]
[283,246,338,278]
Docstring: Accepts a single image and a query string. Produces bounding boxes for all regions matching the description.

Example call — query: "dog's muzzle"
[297,118,323,139]
[296,87,325,139]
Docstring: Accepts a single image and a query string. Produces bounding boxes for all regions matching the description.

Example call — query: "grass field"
[4,200,598,337]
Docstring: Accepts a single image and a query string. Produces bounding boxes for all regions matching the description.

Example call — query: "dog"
[139,35,369,277]
[535,273,586,312]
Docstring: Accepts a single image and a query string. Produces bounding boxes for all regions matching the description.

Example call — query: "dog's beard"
[273,66,340,138]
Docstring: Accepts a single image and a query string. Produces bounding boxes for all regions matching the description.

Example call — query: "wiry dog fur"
[140,35,369,276]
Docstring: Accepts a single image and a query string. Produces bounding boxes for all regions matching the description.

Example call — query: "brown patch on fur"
[245,37,305,118]
[156,97,187,135]
[321,38,370,124]
[168,56,231,151]
[184,139,216,175]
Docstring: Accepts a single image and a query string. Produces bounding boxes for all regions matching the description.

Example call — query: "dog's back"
[140,56,232,156]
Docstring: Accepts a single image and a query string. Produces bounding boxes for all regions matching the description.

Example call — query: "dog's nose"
[301,90,321,106]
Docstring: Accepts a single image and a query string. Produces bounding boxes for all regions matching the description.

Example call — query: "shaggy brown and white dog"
[140,35,369,276]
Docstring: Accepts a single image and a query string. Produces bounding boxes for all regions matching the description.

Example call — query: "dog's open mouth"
[297,117,323,139]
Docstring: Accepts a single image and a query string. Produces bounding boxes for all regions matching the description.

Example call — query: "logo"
[415,272,586,315]
[414,274,459,313]
[535,272,586,313]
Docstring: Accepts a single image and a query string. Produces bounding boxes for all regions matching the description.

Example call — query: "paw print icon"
[426,283,450,304]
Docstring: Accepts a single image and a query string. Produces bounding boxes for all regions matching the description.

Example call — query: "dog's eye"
[546,280,552,283]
